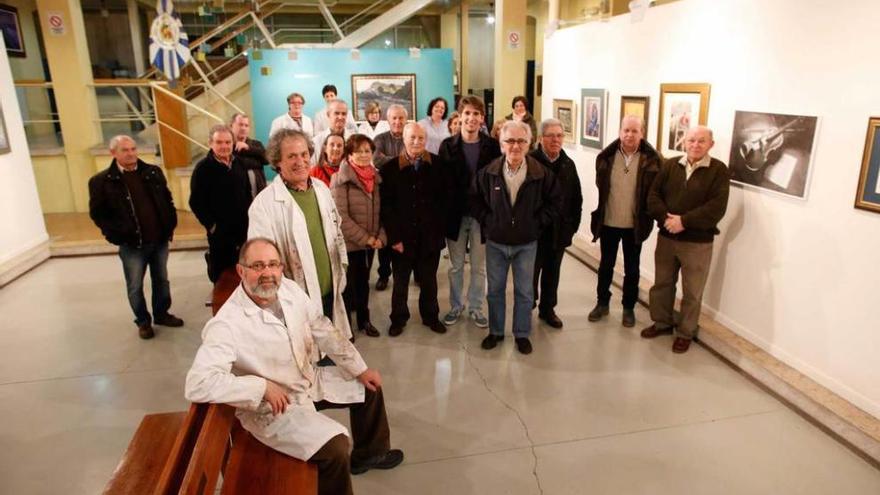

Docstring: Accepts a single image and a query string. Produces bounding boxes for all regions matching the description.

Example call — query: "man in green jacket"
[641,126,730,353]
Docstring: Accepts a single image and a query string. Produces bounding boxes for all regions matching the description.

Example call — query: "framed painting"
[0,100,9,155]
[855,117,880,213]
[552,99,575,144]
[620,95,649,133]
[728,110,819,200]
[657,83,710,156]
[580,88,606,149]
[0,4,25,58]
[350,73,416,121]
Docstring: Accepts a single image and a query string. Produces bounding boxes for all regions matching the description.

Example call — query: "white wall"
[543,0,880,418]
[0,39,49,268]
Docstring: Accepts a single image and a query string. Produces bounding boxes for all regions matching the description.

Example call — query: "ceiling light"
[486,15,495,25]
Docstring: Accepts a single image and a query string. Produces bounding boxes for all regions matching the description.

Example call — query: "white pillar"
[127,0,146,75]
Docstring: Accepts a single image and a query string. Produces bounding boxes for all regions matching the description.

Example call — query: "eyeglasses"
[503,139,529,146]
[241,260,283,272]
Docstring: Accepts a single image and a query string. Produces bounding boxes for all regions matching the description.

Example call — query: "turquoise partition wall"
[248,48,455,143]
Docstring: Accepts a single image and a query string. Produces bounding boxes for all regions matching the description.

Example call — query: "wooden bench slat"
[179,404,236,495]
[103,412,187,495]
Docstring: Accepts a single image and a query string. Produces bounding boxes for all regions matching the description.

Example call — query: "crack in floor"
[459,340,544,495]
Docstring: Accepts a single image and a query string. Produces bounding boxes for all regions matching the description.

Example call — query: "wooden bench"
[104,403,318,494]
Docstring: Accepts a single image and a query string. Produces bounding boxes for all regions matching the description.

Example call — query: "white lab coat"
[313,108,359,136]
[356,120,391,139]
[269,113,314,138]
[185,279,367,460]
[247,175,352,339]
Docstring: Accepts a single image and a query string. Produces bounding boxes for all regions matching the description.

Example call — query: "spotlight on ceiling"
[486,15,495,25]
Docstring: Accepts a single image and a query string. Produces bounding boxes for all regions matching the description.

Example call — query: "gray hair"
[239,237,282,264]
[108,134,135,152]
[500,120,532,143]
[326,98,348,116]
[208,124,233,143]
[229,112,249,125]
[689,124,714,140]
[386,104,408,119]
[539,118,564,136]
[266,128,313,170]
[620,114,645,131]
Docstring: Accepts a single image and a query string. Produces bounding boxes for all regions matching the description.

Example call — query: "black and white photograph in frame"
[728,110,819,199]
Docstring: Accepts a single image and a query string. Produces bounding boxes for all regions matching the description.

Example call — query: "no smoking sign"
[507,30,521,49]
[47,11,66,36]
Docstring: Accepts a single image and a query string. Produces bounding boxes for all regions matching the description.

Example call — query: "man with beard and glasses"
[186,238,403,495]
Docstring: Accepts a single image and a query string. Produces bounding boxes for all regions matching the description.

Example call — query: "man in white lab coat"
[185,237,403,495]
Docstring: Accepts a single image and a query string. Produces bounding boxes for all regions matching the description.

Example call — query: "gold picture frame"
[855,116,880,213]
[620,95,650,133]
[657,83,711,156]
[552,98,576,144]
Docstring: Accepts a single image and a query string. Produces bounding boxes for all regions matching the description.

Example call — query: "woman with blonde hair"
[357,101,390,139]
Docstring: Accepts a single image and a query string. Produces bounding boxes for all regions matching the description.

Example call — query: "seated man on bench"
[185,237,404,495]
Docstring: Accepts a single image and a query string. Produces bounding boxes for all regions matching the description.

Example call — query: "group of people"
[87,84,729,494]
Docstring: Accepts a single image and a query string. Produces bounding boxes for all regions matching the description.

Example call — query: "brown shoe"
[138,324,155,340]
[672,337,691,353]
[640,324,673,339]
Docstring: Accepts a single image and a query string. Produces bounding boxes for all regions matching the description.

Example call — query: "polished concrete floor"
[1,251,878,494]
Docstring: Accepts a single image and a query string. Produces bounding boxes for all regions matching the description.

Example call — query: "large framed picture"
[552,98,575,144]
[728,111,819,200]
[0,4,25,58]
[0,100,9,155]
[350,74,416,121]
[620,95,650,133]
[855,117,880,213]
[580,88,607,149]
[657,83,710,156]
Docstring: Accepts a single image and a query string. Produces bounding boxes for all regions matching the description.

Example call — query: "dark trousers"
[533,239,566,315]
[118,241,172,326]
[597,226,642,309]
[390,247,441,326]
[343,249,375,329]
[377,246,393,280]
[310,387,391,495]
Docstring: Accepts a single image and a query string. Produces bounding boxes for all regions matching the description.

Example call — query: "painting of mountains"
[351,74,416,121]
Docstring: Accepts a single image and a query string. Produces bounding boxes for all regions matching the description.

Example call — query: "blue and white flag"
[148,0,191,81]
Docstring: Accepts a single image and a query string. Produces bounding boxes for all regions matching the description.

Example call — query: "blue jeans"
[485,240,537,338]
[118,242,172,326]
[446,216,486,313]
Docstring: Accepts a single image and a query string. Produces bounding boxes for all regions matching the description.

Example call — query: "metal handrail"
[151,82,224,124]
[157,120,210,151]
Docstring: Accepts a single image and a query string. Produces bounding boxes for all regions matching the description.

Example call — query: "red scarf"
[351,163,376,193]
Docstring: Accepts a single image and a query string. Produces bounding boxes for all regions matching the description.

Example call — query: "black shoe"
[426,321,447,334]
[515,337,533,355]
[388,323,405,337]
[359,322,380,337]
[539,311,564,329]
[154,313,184,327]
[351,449,404,475]
[138,324,155,340]
[375,277,389,291]
[622,309,636,328]
[481,334,504,350]
[588,304,609,322]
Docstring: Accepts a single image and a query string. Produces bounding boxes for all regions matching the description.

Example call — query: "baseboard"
[0,238,51,287]
[566,237,880,467]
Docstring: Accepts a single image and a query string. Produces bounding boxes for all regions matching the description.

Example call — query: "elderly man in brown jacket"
[642,126,730,354]
[331,134,387,337]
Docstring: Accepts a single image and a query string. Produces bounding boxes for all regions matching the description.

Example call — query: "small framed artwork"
[553,98,576,144]
[580,88,607,149]
[351,73,416,121]
[657,83,711,156]
[855,117,880,213]
[620,95,650,133]
[728,110,819,200]
[0,4,25,58]
[0,100,9,155]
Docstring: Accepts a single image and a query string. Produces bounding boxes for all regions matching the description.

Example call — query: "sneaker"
[154,313,184,327]
[468,309,489,328]
[351,449,404,475]
[588,304,609,322]
[443,307,463,325]
[515,337,533,355]
[138,323,155,340]
[481,334,504,350]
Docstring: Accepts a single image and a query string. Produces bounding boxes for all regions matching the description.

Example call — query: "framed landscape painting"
[855,117,880,213]
[350,74,416,121]
[728,110,819,200]
[580,88,606,149]
[620,95,649,133]
[657,83,710,157]
[552,98,575,144]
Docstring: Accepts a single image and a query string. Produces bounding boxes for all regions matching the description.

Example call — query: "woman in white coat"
[248,128,352,340]
[356,101,390,139]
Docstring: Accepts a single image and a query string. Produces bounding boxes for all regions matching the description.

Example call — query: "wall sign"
[507,30,521,49]
[46,11,66,36]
